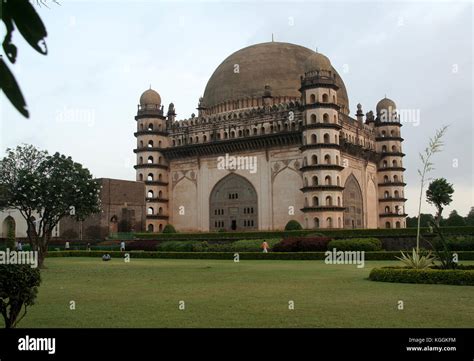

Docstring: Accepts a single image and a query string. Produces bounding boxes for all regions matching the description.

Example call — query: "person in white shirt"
[120,241,125,251]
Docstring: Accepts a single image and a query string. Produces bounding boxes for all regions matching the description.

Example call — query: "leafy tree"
[465,207,474,226]
[406,214,435,228]
[0,1,57,118]
[426,178,454,226]
[6,219,16,250]
[162,224,176,233]
[284,220,303,231]
[0,265,41,328]
[0,145,101,267]
[445,210,466,227]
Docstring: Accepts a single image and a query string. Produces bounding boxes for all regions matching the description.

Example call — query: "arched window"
[384,191,389,198]
[382,145,387,152]
[140,140,144,148]
[158,174,162,181]
[148,156,153,164]
[261,127,265,135]
[385,221,391,229]
[148,140,153,148]
[312,196,319,206]
[139,157,143,165]
[332,95,336,103]
[337,197,341,206]
[311,155,318,165]
[310,94,316,103]
[385,206,390,213]
[304,177,308,187]
[323,133,330,144]
[148,123,153,131]
[396,221,401,228]
[394,190,399,198]
[159,224,163,232]
[322,94,329,102]
[384,175,389,183]
[138,173,143,181]
[335,155,339,165]
[324,154,331,164]
[311,134,317,144]
[325,175,332,185]
[326,196,332,206]
[158,190,163,198]
[158,156,162,164]
[336,176,340,186]
[393,175,399,182]
[323,113,329,123]
[147,207,154,215]
[392,145,397,152]
[314,217,320,228]
[147,224,154,232]
[392,160,398,167]
[147,190,154,198]
[326,217,333,228]
[147,173,154,181]
[310,114,317,124]
[382,160,388,168]
[203,135,207,142]
[312,176,318,186]
[158,207,163,215]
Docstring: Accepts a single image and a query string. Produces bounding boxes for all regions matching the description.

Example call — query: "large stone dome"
[202,42,349,114]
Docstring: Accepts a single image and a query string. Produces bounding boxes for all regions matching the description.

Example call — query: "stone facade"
[134,42,407,232]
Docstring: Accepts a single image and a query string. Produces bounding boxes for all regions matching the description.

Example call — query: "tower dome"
[140,88,161,107]
[376,97,396,115]
[303,52,332,73]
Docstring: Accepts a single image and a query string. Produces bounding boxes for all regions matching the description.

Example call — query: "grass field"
[7,258,474,328]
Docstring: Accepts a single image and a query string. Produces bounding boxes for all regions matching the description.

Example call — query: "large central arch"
[209,173,258,231]
[343,174,364,228]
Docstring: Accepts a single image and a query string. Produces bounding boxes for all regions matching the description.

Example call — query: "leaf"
[7,0,48,55]
[0,57,29,117]
[1,15,18,63]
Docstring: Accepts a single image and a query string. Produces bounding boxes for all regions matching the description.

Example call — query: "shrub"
[45,250,474,261]
[126,241,159,251]
[162,224,177,233]
[327,238,382,252]
[444,236,474,251]
[230,239,280,252]
[273,237,332,252]
[284,220,302,231]
[0,265,41,328]
[157,240,201,252]
[369,267,474,286]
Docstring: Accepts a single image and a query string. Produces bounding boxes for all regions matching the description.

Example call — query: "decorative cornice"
[134,164,169,170]
[377,167,406,172]
[300,164,345,172]
[302,123,342,130]
[301,206,345,212]
[300,186,344,192]
[162,131,301,160]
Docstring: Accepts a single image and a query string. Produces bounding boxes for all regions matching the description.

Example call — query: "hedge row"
[369,267,474,286]
[130,226,474,241]
[45,250,474,261]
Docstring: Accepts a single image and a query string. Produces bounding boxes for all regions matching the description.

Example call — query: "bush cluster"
[327,238,382,252]
[369,266,474,286]
[272,237,332,252]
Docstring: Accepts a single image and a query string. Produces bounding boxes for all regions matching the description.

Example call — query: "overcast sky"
[1,0,472,217]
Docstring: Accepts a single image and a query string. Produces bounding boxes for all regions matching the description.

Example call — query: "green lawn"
[8,258,474,328]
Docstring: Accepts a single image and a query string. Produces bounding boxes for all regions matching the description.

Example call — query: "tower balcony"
[134,130,169,137]
[302,122,342,130]
[379,152,405,158]
[378,181,407,187]
[301,206,345,212]
[300,164,345,172]
[134,164,169,170]
[377,166,406,172]
[146,214,169,220]
[146,197,169,203]
[379,212,408,218]
[300,185,344,192]
[378,197,407,202]
[300,143,341,151]
[134,147,167,153]
[144,181,169,186]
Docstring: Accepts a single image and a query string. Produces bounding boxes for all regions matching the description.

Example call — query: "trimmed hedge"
[131,226,474,240]
[369,267,474,286]
[44,250,474,261]
[273,237,332,252]
[327,238,382,252]
[443,236,474,251]
[284,220,303,231]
